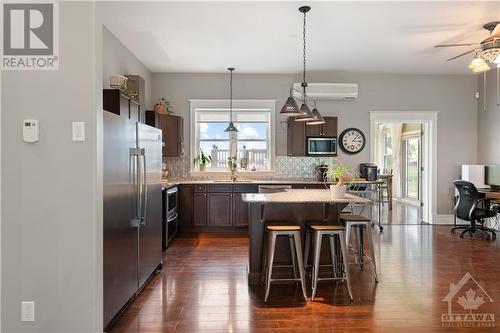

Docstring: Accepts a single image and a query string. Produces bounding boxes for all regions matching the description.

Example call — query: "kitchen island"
[242,189,370,285]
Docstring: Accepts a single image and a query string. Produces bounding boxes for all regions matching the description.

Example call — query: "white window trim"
[369,111,438,225]
[189,99,276,175]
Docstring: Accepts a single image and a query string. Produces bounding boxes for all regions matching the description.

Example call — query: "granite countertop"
[241,189,370,204]
[163,178,325,185]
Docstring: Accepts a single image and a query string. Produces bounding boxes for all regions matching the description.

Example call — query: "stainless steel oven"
[307,137,337,156]
[162,186,178,250]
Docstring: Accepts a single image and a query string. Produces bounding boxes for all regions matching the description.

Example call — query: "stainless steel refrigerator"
[103,111,163,329]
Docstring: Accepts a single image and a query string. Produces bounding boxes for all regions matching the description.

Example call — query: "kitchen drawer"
[233,184,259,193]
[194,184,207,192]
[208,184,232,192]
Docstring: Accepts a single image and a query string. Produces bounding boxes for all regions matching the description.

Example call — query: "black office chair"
[452,180,497,240]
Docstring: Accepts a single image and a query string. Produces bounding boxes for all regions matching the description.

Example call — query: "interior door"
[137,122,163,289]
[103,112,138,328]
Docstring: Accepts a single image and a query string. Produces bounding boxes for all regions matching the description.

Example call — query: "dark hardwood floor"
[110,226,500,332]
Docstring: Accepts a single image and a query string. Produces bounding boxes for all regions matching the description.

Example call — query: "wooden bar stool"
[262,225,308,303]
[310,225,353,301]
[340,214,378,283]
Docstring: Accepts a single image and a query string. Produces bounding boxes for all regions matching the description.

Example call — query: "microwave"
[307,137,337,156]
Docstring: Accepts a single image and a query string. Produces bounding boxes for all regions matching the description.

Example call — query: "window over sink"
[190,100,275,172]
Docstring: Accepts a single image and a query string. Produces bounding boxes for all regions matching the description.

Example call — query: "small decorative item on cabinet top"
[154,97,173,114]
[109,75,128,90]
[228,157,237,172]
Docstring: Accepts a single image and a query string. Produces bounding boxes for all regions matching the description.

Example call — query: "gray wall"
[102,26,153,109]
[477,68,500,164]
[152,72,478,214]
[2,2,102,332]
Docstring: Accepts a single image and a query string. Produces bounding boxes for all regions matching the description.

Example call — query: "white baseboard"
[432,214,470,225]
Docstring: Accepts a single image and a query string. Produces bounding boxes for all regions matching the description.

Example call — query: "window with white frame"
[190,100,275,172]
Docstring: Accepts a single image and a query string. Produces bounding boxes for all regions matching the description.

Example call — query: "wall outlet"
[21,301,35,322]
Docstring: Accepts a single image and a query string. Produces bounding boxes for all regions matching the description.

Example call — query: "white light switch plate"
[72,122,85,142]
[21,301,35,322]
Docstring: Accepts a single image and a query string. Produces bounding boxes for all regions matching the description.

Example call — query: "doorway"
[370,112,438,225]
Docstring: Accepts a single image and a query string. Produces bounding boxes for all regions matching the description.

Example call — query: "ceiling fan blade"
[434,43,479,48]
[446,49,477,61]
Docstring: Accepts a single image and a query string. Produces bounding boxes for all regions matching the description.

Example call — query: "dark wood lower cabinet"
[193,193,207,226]
[179,185,193,227]
[208,193,232,226]
[232,193,249,227]
[179,183,314,230]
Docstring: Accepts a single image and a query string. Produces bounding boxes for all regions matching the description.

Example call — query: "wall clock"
[339,128,366,154]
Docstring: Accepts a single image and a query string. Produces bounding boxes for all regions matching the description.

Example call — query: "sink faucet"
[231,170,237,182]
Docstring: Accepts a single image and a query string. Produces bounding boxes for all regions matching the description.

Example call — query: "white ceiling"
[99,1,500,74]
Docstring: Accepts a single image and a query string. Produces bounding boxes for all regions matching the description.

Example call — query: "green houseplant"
[154,97,173,114]
[325,159,359,198]
[227,157,237,172]
[194,150,211,171]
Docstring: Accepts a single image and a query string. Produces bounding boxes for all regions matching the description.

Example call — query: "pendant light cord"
[230,68,233,122]
[302,10,307,97]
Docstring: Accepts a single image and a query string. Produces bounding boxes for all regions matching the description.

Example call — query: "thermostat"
[23,119,39,143]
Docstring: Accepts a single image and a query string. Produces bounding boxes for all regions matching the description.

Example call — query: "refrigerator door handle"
[140,148,147,226]
[129,148,141,228]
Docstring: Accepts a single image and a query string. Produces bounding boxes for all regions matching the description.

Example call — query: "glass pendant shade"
[280,96,301,116]
[468,55,490,73]
[224,121,238,132]
[294,103,315,122]
[306,107,325,125]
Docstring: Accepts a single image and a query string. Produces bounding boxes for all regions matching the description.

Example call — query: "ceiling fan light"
[469,55,490,72]
[280,96,301,116]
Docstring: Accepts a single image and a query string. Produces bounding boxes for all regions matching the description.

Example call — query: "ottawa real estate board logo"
[1,1,58,70]
[442,272,495,328]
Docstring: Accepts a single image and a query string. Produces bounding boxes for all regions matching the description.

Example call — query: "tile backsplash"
[164,156,337,180]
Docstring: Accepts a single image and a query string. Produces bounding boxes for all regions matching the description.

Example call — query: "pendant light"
[279,6,323,122]
[306,101,325,125]
[294,6,315,122]
[224,67,238,132]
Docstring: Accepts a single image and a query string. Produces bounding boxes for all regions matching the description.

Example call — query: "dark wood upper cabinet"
[208,193,232,226]
[103,89,142,122]
[193,193,208,226]
[305,123,321,137]
[305,116,337,137]
[286,118,306,156]
[145,111,184,157]
[321,117,338,137]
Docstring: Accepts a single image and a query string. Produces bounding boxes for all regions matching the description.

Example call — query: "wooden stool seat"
[340,214,371,222]
[310,225,345,231]
[266,225,301,231]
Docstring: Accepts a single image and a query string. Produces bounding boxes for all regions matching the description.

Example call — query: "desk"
[484,191,500,204]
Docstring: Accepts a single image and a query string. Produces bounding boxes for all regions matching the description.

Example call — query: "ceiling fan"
[434,21,500,72]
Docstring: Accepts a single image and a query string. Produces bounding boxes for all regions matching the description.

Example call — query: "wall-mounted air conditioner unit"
[292,83,358,100]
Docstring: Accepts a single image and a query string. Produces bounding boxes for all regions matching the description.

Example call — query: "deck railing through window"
[210,148,268,169]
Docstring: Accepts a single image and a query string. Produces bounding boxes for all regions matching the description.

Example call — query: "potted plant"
[154,97,173,114]
[227,156,237,172]
[326,159,359,198]
[194,150,211,171]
